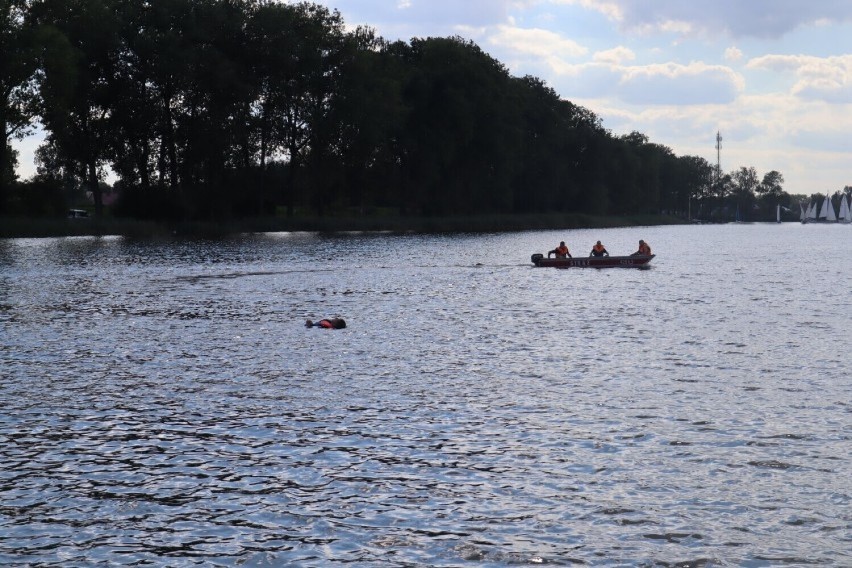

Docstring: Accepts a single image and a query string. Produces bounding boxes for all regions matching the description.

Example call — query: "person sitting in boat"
[548,241,571,258]
[632,239,652,256]
[589,241,609,257]
[305,318,346,329]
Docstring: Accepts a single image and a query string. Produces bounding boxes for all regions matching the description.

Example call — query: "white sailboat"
[800,203,806,222]
[826,196,837,221]
[818,194,836,222]
[839,195,852,224]
[806,200,818,222]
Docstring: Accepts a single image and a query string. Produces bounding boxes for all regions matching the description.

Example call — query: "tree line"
[0,0,822,223]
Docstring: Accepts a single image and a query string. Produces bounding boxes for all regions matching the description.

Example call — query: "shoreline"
[0,213,687,239]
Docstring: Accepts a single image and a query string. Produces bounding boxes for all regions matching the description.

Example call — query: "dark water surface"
[1,224,850,566]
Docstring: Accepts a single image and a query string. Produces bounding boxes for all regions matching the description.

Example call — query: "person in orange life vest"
[589,240,609,257]
[548,241,571,258]
[305,318,346,329]
[632,239,651,256]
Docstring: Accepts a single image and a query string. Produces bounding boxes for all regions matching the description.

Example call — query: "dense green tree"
[752,169,787,219]
[758,170,784,198]
[298,4,350,217]
[2,143,16,187]
[601,133,674,215]
[244,1,298,185]
[104,0,187,194]
[511,77,579,212]
[729,166,758,219]
[672,154,714,218]
[33,0,123,217]
[732,166,759,196]
[177,0,256,218]
[330,28,405,212]
[246,2,347,216]
[401,36,524,215]
[1,0,40,213]
[140,0,195,191]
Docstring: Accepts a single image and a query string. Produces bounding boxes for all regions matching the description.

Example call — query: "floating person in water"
[305,318,346,329]
[548,241,571,258]
[589,240,609,257]
[632,239,652,256]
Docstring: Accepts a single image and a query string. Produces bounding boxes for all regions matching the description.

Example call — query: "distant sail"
[839,195,851,223]
[826,195,837,221]
[808,201,818,220]
[818,195,837,221]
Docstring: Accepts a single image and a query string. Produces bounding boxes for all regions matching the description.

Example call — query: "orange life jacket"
[639,243,651,255]
[556,245,569,257]
[593,243,606,253]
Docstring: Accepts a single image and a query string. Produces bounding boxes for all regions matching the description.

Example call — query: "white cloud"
[550,62,623,98]
[488,24,588,58]
[319,0,519,37]
[792,128,852,154]
[544,60,744,108]
[748,54,852,103]
[553,0,623,21]
[724,46,743,62]
[748,54,811,73]
[617,62,744,105]
[593,45,635,65]
[553,0,852,39]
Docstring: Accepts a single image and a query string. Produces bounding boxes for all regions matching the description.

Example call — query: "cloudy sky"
[14,0,852,196]
[305,0,852,196]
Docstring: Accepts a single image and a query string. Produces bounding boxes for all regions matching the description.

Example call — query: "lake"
[1,223,849,566]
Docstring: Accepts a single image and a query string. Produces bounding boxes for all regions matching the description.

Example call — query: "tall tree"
[757,170,784,198]
[673,154,714,218]
[247,2,347,216]
[297,3,348,217]
[402,36,522,215]
[0,0,40,212]
[732,166,759,196]
[176,0,254,218]
[512,76,569,212]
[142,0,195,191]
[34,0,122,217]
[330,28,405,213]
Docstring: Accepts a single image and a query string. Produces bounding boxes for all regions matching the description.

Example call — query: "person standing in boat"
[548,241,571,258]
[589,241,609,257]
[631,239,651,256]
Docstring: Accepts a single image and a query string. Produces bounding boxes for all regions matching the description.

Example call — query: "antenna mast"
[715,131,722,181]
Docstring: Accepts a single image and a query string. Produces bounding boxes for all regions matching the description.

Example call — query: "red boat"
[531,253,654,268]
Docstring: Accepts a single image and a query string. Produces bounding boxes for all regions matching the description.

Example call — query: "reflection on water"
[1,225,850,565]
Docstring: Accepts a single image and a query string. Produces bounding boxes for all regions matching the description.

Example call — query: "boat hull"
[531,253,654,268]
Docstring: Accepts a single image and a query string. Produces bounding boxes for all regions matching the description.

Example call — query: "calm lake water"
[1,224,850,566]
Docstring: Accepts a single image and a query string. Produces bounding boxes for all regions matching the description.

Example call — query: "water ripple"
[1,226,850,565]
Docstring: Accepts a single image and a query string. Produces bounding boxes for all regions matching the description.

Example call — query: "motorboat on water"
[530,253,655,268]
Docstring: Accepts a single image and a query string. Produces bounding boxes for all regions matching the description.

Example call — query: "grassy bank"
[1,213,686,239]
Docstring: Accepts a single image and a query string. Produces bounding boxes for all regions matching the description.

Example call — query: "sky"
[14,0,852,196]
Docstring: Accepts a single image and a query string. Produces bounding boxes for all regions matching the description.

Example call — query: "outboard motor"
[531,253,544,265]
